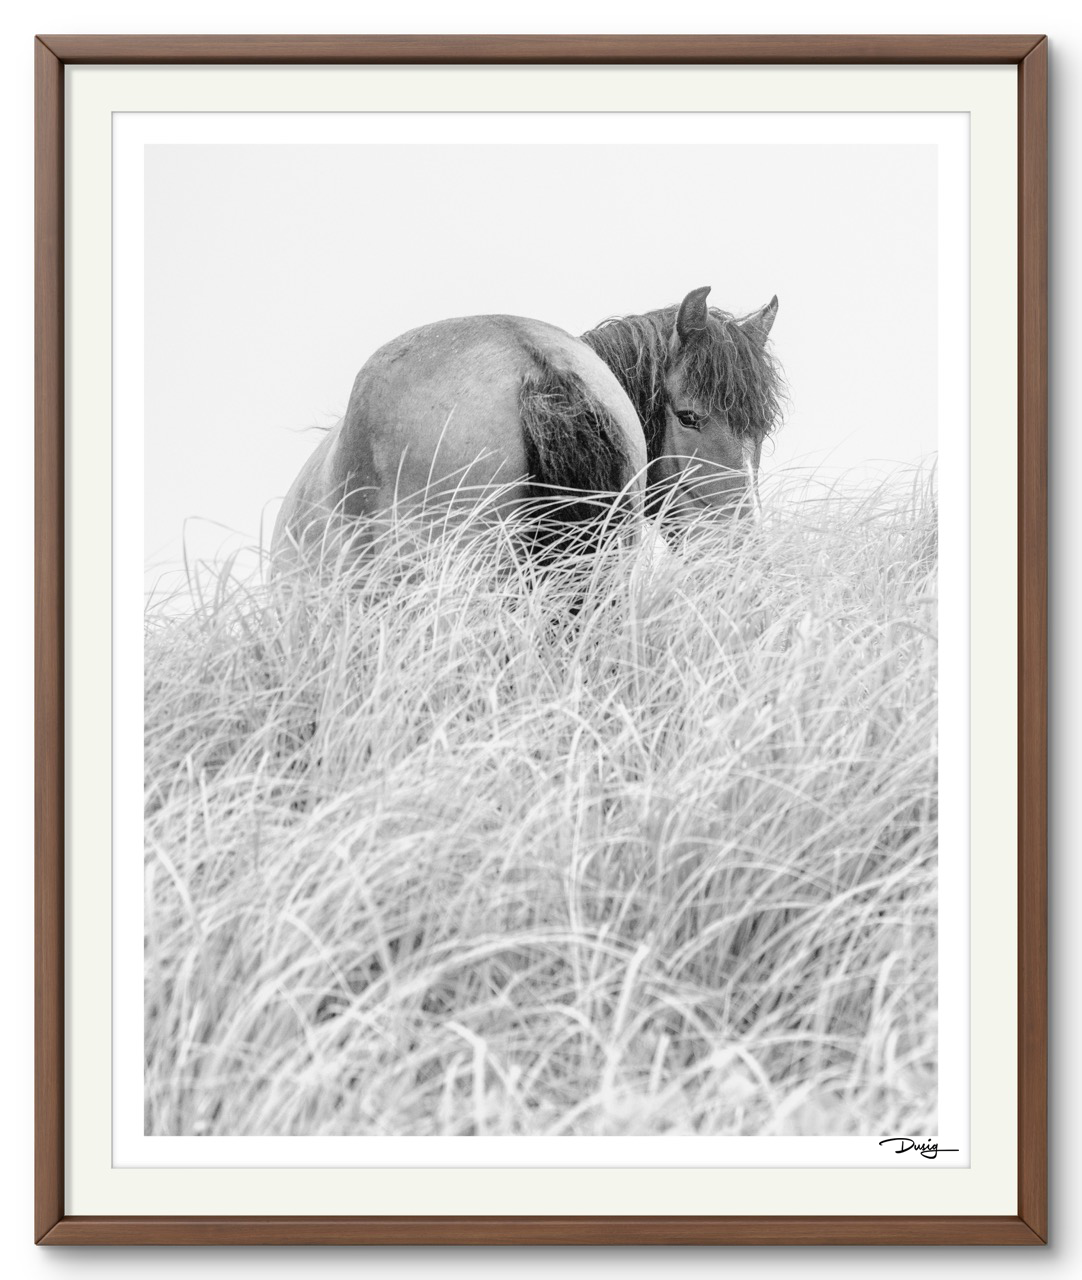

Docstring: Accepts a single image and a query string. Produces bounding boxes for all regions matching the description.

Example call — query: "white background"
[2,0,1077,1271]
[142,133,938,583]
[116,110,968,1176]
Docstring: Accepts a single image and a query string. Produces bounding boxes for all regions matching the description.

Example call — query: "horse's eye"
[675,409,702,430]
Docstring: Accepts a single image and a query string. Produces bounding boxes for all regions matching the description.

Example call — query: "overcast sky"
[144,141,938,585]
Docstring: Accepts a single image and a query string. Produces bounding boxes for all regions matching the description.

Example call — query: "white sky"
[144,141,938,582]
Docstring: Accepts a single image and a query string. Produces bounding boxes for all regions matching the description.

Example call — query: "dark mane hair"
[581,304,785,462]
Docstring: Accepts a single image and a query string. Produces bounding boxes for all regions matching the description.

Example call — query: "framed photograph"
[35,35,1047,1246]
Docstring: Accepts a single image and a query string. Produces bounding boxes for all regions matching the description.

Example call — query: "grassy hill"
[144,471,938,1138]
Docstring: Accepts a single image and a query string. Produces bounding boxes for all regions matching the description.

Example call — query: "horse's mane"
[581,305,785,462]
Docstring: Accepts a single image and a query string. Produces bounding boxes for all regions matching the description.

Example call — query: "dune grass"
[144,471,938,1137]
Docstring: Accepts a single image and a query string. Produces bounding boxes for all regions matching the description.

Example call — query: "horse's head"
[655,285,781,520]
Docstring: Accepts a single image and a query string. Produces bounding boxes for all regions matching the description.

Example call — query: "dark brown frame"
[35,33,1048,1246]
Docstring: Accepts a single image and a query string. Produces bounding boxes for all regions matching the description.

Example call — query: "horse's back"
[272,314,646,560]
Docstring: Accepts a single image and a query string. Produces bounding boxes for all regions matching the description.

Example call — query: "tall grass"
[144,470,938,1137]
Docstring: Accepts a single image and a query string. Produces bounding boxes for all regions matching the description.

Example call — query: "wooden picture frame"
[35,34,1047,1246]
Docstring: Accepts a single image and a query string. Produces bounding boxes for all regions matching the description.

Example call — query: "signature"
[878,1138,959,1160]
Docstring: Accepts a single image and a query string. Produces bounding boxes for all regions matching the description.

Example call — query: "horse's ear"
[742,295,779,343]
[675,285,712,343]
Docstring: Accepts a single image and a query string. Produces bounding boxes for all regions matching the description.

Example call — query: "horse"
[271,286,782,565]
[582,286,782,521]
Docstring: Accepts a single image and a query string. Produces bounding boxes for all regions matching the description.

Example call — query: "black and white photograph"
[132,116,960,1151]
